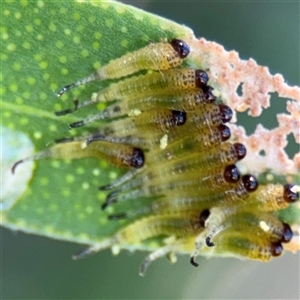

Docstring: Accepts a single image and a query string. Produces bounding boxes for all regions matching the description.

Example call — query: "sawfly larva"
[57,39,190,97]
[56,69,209,116]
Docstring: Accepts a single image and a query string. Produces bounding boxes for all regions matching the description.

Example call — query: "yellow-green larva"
[57,38,190,97]
[56,68,209,117]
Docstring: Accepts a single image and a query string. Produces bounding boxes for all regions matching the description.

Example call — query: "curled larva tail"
[12,139,146,173]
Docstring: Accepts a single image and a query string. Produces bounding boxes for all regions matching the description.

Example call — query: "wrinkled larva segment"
[97,88,216,120]
[55,68,209,117]
[103,165,241,208]
[12,38,299,276]
[12,139,145,171]
[210,231,284,261]
[57,39,190,97]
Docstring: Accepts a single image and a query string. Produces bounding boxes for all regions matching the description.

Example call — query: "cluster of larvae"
[13,38,299,276]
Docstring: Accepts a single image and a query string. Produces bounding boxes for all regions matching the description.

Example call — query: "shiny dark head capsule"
[218,104,233,123]
[172,110,187,126]
[130,148,145,168]
[170,39,190,59]
[283,184,299,203]
[242,174,258,192]
[195,70,209,88]
[224,164,241,183]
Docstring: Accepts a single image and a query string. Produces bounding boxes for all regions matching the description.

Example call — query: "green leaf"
[1,0,192,246]
[2,0,299,255]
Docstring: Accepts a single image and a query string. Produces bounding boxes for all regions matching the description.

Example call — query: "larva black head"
[283,184,299,203]
[270,242,283,257]
[172,110,187,126]
[202,85,216,103]
[130,148,145,168]
[170,39,190,59]
[217,124,231,142]
[195,70,209,88]
[224,164,241,183]
[233,143,247,160]
[218,104,233,123]
[199,209,210,227]
[242,174,258,192]
[281,223,293,243]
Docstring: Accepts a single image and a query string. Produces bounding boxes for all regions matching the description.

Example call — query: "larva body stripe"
[114,142,244,190]
[93,109,186,137]
[212,232,283,261]
[87,120,230,152]
[57,39,190,97]
[14,140,145,170]
[219,184,291,213]
[106,167,239,205]
[124,181,250,219]
[97,41,188,80]
[108,164,240,201]
[102,89,214,119]
[84,104,230,146]
[146,125,231,163]
[114,213,204,245]
[91,69,204,103]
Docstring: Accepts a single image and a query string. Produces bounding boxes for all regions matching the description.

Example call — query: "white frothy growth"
[1,127,35,211]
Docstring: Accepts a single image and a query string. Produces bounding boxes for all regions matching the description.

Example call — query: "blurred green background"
[2,1,299,299]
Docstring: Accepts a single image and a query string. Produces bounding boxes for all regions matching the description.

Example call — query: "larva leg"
[139,245,175,277]
[57,39,190,97]
[54,98,80,116]
[139,237,195,276]
[72,238,114,260]
[99,169,141,191]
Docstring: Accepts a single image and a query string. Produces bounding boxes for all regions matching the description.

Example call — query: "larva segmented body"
[55,68,209,118]
[12,139,145,172]
[91,68,208,103]
[117,175,258,220]
[205,211,293,246]
[89,123,231,155]
[66,89,216,128]
[211,231,284,261]
[115,142,246,190]
[113,212,206,245]
[94,88,216,120]
[57,39,190,97]
[104,165,240,207]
